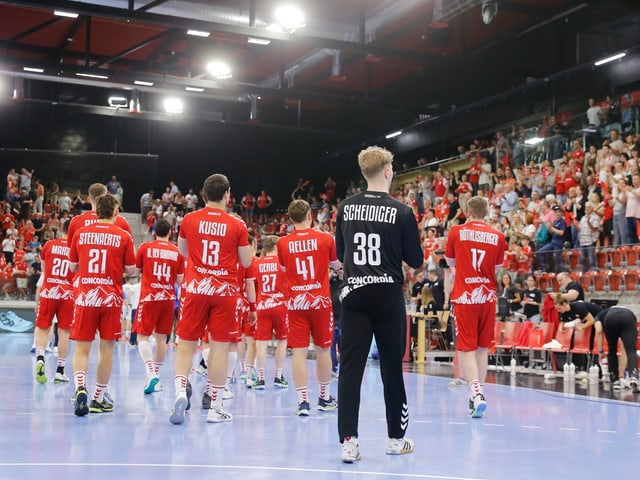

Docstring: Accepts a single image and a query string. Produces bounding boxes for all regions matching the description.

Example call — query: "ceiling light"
[76,72,109,80]
[385,131,402,139]
[481,0,498,25]
[206,61,232,79]
[248,37,271,45]
[274,4,306,31]
[525,137,545,145]
[186,29,210,38]
[134,80,154,86]
[266,23,284,33]
[594,52,626,66]
[108,96,128,108]
[54,10,79,18]
[185,86,204,92]
[23,67,44,73]
[163,97,183,114]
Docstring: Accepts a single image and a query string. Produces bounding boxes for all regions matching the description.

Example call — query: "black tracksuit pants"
[338,283,408,442]
[603,308,638,379]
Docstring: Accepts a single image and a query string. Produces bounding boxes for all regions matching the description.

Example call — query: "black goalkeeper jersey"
[335,191,423,297]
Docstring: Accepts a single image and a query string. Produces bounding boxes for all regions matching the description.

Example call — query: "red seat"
[609,270,625,291]
[625,270,639,291]
[610,248,623,268]
[540,327,574,372]
[594,270,612,291]
[494,322,522,366]
[630,245,640,267]
[580,271,596,292]
[596,249,608,268]
[619,245,632,266]
[569,325,594,367]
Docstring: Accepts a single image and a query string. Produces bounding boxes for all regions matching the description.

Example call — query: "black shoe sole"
[74,390,89,417]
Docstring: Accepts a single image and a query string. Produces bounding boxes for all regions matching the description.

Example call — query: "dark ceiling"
[0,0,639,199]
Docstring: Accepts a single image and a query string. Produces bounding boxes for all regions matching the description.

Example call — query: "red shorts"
[134,300,175,336]
[71,305,121,341]
[255,306,288,341]
[453,302,496,351]
[287,308,333,349]
[176,293,239,342]
[35,298,74,330]
[235,297,255,339]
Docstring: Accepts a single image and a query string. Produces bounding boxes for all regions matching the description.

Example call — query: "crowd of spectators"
[3,92,639,305]
[395,93,640,297]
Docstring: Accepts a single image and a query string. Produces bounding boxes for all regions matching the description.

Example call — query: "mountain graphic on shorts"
[140,290,176,303]
[288,293,332,310]
[76,288,122,307]
[0,311,34,333]
[453,285,497,305]
[40,285,74,300]
[183,278,239,297]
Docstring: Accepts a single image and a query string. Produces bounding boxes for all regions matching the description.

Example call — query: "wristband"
[249,303,256,312]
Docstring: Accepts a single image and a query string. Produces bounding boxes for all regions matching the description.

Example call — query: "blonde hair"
[466,196,488,220]
[358,146,393,178]
[88,183,107,201]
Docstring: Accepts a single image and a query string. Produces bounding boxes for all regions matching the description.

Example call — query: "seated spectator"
[521,275,542,323]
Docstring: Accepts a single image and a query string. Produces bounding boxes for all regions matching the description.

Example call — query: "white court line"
[483,423,504,427]
[448,421,467,425]
[597,430,617,434]
[559,427,579,431]
[0,462,487,480]
[521,425,542,429]
[413,420,432,423]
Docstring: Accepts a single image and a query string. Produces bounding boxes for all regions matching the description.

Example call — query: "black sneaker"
[273,376,288,388]
[202,392,211,410]
[186,380,192,411]
[318,396,338,411]
[253,379,266,390]
[296,401,310,416]
[74,387,89,417]
[89,398,114,413]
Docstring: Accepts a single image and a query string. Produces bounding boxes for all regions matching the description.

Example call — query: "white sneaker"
[613,378,631,390]
[575,371,588,381]
[154,381,164,392]
[385,437,414,455]
[144,376,160,395]
[447,378,468,387]
[169,391,188,424]
[195,365,207,377]
[342,436,361,463]
[54,372,70,384]
[223,387,234,400]
[206,407,233,423]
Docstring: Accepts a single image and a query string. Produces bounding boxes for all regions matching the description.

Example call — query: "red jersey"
[69,222,136,308]
[39,238,74,300]
[178,207,249,296]
[236,257,258,296]
[255,255,287,310]
[257,194,271,209]
[277,228,336,311]
[1,213,14,231]
[136,239,185,303]
[242,194,255,209]
[445,221,507,305]
[67,211,132,247]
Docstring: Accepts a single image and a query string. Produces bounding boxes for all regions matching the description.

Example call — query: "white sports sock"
[138,340,155,376]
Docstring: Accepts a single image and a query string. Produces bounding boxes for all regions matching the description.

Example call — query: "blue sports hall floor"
[1,332,638,480]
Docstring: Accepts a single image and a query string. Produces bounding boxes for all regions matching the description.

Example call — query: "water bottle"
[563,362,569,379]
[588,365,598,384]
[601,356,609,378]
[510,358,517,376]
[569,363,576,379]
